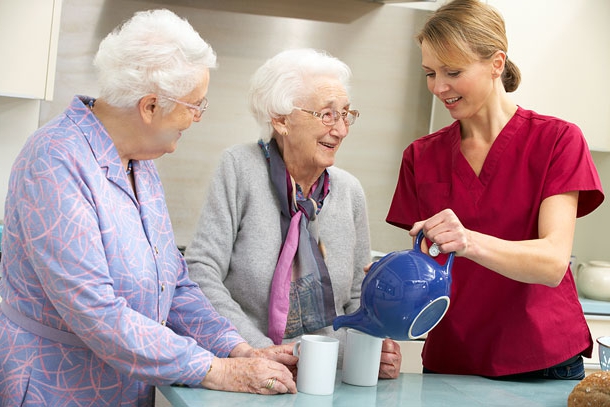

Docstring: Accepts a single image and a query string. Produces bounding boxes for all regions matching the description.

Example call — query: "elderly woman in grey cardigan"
[186,48,401,379]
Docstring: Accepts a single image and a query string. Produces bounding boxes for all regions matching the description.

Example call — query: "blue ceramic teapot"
[333,231,454,340]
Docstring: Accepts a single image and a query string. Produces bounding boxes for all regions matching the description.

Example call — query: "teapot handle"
[414,230,455,268]
[414,230,426,253]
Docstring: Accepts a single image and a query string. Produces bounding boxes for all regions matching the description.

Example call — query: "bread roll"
[568,371,610,407]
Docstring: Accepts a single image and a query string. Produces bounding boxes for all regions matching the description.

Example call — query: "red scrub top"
[387,107,604,377]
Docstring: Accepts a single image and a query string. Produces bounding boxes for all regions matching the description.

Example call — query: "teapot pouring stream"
[333,231,454,340]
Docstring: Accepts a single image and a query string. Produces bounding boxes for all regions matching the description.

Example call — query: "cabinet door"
[486,0,610,151]
[0,0,62,100]
[398,340,425,373]
[584,315,610,374]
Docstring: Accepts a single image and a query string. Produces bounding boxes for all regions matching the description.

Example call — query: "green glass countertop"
[158,372,577,407]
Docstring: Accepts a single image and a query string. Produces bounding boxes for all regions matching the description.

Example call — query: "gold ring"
[265,377,277,390]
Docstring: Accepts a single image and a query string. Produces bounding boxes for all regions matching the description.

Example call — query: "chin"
[165,143,179,154]
[321,160,335,169]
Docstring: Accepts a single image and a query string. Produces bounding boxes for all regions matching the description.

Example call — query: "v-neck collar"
[452,108,523,192]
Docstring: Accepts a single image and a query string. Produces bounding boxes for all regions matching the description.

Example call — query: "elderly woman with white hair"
[186,48,402,379]
[0,9,298,406]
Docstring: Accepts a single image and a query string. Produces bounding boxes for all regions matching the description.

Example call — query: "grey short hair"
[248,48,352,141]
[93,9,217,111]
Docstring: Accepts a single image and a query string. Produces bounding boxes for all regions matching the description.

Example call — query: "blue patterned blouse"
[0,96,244,406]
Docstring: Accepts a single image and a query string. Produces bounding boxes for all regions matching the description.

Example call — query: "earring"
[283,130,288,136]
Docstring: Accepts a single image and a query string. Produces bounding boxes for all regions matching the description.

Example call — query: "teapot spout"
[333,311,384,338]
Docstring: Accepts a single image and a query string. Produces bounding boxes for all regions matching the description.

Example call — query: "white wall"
[0,98,41,218]
[33,0,433,254]
[3,0,608,265]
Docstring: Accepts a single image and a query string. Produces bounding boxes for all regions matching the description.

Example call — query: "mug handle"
[293,340,301,357]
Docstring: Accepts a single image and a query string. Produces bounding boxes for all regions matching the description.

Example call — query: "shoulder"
[25,115,89,166]
[411,121,459,151]
[514,107,584,141]
[327,166,367,209]
[218,142,265,168]
[212,143,269,192]
[327,166,364,192]
[419,121,460,142]
[400,122,459,165]
[219,143,267,169]
[223,142,261,157]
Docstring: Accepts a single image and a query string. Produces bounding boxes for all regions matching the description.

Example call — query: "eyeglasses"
[295,107,360,126]
[159,95,209,117]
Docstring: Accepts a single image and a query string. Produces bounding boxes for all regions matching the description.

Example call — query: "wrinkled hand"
[379,339,402,379]
[410,208,469,256]
[201,355,296,394]
[246,343,298,377]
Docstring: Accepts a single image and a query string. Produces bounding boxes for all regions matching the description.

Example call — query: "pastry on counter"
[568,371,610,407]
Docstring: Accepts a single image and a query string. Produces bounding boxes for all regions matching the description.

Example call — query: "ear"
[491,51,506,79]
[138,94,159,124]
[271,115,289,137]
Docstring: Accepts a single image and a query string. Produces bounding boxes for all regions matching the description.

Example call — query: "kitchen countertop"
[580,297,610,316]
[158,372,578,407]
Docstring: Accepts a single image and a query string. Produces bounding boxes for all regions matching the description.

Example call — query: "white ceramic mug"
[341,328,383,386]
[293,335,339,395]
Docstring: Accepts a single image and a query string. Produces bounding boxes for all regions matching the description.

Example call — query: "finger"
[271,352,298,366]
[379,341,402,379]
[380,350,398,367]
[379,361,400,379]
[273,343,296,355]
[261,377,279,394]
[276,376,297,394]
[409,222,424,237]
[266,372,296,394]
[364,262,372,274]
[266,363,297,390]
[381,338,395,353]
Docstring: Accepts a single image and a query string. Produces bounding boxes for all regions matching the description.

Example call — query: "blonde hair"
[417,0,520,92]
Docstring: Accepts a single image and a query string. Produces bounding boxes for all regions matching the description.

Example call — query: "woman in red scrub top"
[387,0,604,379]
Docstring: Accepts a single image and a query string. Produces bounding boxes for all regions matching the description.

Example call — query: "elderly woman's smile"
[276,77,350,192]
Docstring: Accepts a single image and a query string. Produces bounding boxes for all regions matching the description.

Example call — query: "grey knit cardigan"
[186,142,371,356]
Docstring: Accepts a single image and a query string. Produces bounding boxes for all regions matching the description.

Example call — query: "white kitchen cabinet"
[0,0,63,100]
[583,315,610,375]
[398,339,425,373]
[486,0,610,151]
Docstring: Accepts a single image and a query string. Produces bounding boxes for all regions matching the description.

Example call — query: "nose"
[330,117,349,138]
[430,77,450,96]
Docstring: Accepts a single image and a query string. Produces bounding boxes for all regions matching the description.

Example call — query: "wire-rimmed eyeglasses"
[159,95,209,117]
[295,107,360,126]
